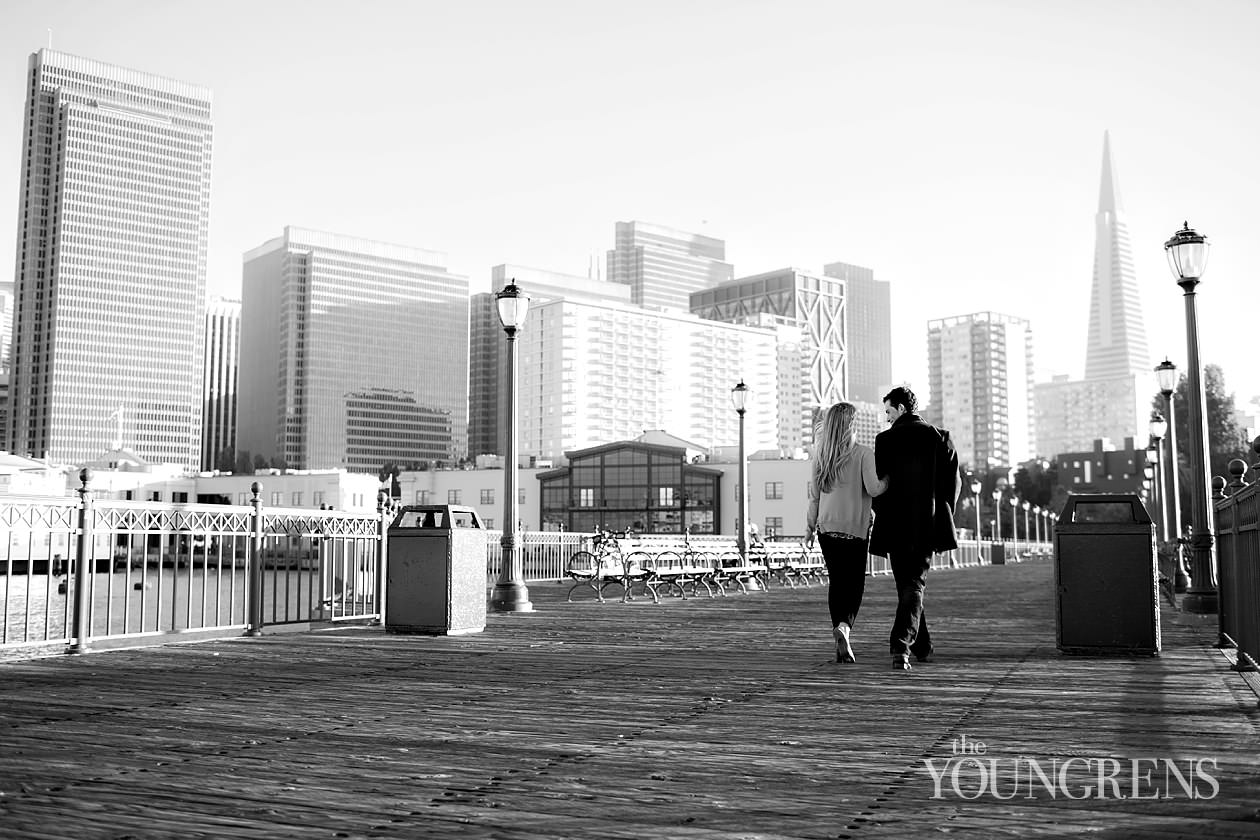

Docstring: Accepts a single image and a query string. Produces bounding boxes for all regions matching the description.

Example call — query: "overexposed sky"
[2,0,1258,405]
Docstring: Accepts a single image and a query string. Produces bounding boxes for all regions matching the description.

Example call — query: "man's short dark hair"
[883,386,918,413]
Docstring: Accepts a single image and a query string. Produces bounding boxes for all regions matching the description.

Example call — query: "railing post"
[69,468,93,654]
[246,482,264,636]
[374,492,389,625]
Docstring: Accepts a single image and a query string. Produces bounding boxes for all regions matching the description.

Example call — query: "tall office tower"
[606,221,734,311]
[1084,131,1149,381]
[1034,132,1151,458]
[823,262,891,403]
[691,268,846,452]
[238,228,469,472]
[926,312,1035,472]
[468,265,630,458]
[0,280,12,438]
[201,297,240,471]
[6,50,213,468]
[517,298,778,462]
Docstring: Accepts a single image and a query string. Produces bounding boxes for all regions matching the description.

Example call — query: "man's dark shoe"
[892,654,912,671]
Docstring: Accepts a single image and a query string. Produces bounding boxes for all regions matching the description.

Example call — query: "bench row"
[564,536,829,604]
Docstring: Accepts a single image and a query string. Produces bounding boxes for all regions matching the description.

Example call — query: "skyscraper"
[6,50,213,467]
[606,221,734,311]
[202,297,240,471]
[926,312,1035,472]
[468,265,630,458]
[691,268,846,452]
[1034,132,1151,459]
[1084,131,1149,381]
[237,228,469,472]
[823,261,892,403]
[517,297,778,462]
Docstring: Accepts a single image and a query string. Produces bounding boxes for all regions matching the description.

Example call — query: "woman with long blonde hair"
[806,402,888,663]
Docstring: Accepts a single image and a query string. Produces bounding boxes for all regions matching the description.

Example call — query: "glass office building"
[237,228,469,472]
[538,440,723,534]
[6,50,213,467]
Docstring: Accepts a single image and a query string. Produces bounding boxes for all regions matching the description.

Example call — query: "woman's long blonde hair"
[812,402,858,494]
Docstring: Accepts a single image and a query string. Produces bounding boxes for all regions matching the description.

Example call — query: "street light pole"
[1009,496,1019,557]
[970,478,983,563]
[731,381,750,566]
[1164,223,1217,614]
[1033,505,1041,546]
[1022,501,1031,556]
[1148,411,1169,543]
[491,281,533,613]
[1155,359,1189,592]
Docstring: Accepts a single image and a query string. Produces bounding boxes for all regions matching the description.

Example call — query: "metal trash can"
[386,504,487,635]
[1054,494,1160,655]
[990,543,1007,565]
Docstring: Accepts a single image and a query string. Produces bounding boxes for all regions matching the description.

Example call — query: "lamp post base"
[490,582,534,613]
[1179,591,1217,614]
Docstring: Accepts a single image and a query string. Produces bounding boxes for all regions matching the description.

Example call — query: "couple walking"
[805,387,962,671]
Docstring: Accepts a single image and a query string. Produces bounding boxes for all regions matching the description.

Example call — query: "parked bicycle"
[565,529,651,603]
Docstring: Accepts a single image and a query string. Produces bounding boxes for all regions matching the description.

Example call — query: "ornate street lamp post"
[731,381,751,567]
[991,488,1002,540]
[1033,505,1042,546]
[1164,223,1217,613]
[491,281,533,613]
[1148,412,1169,542]
[1009,496,1019,557]
[1021,500,1031,555]
[969,478,983,562]
[1155,359,1189,591]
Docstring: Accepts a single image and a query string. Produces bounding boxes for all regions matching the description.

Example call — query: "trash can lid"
[390,505,484,530]
[1057,494,1152,526]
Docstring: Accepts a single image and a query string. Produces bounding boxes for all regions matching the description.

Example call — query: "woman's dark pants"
[818,533,868,628]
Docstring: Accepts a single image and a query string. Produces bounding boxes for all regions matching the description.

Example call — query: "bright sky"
[3,0,1259,407]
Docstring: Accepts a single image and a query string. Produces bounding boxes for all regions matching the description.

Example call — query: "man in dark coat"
[869,386,962,671]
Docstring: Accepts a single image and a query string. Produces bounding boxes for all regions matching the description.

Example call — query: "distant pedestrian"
[806,402,888,663]
[869,386,961,671]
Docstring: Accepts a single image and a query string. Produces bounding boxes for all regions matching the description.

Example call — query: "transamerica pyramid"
[1084,130,1150,380]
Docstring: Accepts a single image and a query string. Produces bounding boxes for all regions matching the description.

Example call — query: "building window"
[519,488,526,505]
[447,489,461,505]
[270,492,282,506]
[238,493,247,505]
[659,487,675,506]
[313,491,325,507]
[416,490,430,504]
[292,492,303,507]
[484,518,495,529]
[480,489,494,505]
[579,488,595,507]
[765,516,784,537]
[765,481,784,500]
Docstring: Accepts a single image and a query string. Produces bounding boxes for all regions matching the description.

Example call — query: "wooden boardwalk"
[0,559,1258,839]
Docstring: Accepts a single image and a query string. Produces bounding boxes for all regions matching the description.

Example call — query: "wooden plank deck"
[0,559,1258,839]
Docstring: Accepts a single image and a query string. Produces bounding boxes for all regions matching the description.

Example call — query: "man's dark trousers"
[889,552,932,658]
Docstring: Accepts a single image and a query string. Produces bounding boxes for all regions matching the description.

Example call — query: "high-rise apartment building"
[0,280,13,438]
[6,50,212,467]
[606,221,733,311]
[468,265,630,458]
[823,261,891,403]
[691,268,846,452]
[926,312,1035,472]
[1034,132,1152,458]
[201,297,240,471]
[237,228,469,472]
[517,298,778,462]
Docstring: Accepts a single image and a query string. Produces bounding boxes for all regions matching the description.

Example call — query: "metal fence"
[2,474,386,656]
[1215,460,1260,672]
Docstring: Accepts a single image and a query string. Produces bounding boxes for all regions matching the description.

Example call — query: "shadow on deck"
[1,559,1258,839]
